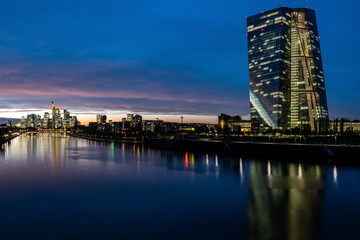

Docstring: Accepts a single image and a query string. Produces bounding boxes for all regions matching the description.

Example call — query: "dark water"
[0,133,359,240]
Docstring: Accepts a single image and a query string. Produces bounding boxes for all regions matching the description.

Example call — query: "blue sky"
[0,0,359,123]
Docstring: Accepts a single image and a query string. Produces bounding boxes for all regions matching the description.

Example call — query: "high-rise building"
[27,114,36,128]
[35,114,42,128]
[20,116,26,128]
[69,116,77,128]
[43,112,50,129]
[96,114,102,124]
[63,109,70,128]
[247,7,329,132]
[127,114,133,122]
[96,114,107,124]
[133,114,142,122]
[55,108,62,129]
[52,101,56,129]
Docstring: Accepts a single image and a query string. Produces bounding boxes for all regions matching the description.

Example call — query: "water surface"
[0,133,359,239]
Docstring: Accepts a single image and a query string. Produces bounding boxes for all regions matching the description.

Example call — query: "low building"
[329,119,360,133]
[218,113,251,132]
[143,120,163,133]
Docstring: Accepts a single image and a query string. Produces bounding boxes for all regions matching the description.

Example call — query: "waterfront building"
[247,7,329,132]
[35,114,42,128]
[96,114,107,124]
[120,114,143,133]
[43,112,50,129]
[52,101,56,129]
[7,118,12,127]
[26,114,36,128]
[20,117,26,128]
[133,114,142,122]
[69,116,77,128]
[55,108,62,129]
[142,120,164,133]
[126,114,133,122]
[329,119,360,134]
[121,118,127,131]
[95,114,106,131]
[218,113,252,132]
[63,110,70,128]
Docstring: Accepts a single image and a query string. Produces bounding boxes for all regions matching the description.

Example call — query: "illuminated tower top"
[52,101,55,109]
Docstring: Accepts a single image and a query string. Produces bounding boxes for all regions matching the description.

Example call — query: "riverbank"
[144,138,360,165]
[70,134,142,144]
[0,133,20,146]
[69,134,360,165]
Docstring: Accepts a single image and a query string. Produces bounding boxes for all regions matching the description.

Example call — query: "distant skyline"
[1,0,359,124]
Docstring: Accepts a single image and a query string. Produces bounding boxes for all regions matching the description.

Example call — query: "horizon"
[2,108,222,125]
[1,0,359,122]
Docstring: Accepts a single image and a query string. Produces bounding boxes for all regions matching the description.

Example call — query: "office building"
[43,112,50,129]
[69,116,77,128]
[54,108,62,129]
[218,113,252,132]
[63,110,70,128]
[20,117,26,128]
[133,114,142,122]
[52,101,56,129]
[96,114,107,124]
[126,114,133,122]
[247,7,329,132]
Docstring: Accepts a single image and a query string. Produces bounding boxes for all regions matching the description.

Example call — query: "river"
[0,133,359,239]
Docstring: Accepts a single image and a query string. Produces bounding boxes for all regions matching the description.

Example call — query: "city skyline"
[11,108,218,125]
[0,0,359,124]
[12,100,217,125]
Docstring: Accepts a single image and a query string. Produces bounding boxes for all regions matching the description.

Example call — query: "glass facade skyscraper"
[247,7,329,132]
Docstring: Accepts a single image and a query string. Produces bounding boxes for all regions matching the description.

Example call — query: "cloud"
[0,60,249,118]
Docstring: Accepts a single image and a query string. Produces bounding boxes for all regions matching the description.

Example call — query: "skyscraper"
[43,112,50,129]
[63,109,70,128]
[52,101,56,129]
[96,114,106,124]
[247,7,329,132]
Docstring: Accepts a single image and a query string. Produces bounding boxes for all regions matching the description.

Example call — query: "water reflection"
[246,160,326,240]
[333,166,338,185]
[240,158,244,183]
[0,134,359,239]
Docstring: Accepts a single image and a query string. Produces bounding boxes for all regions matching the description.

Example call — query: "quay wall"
[144,138,360,164]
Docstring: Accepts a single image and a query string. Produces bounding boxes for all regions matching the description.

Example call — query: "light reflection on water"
[0,133,359,240]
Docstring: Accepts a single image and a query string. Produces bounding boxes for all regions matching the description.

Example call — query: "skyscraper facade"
[247,7,329,132]
[52,101,56,129]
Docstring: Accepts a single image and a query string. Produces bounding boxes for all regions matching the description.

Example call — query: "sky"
[0,0,359,124]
